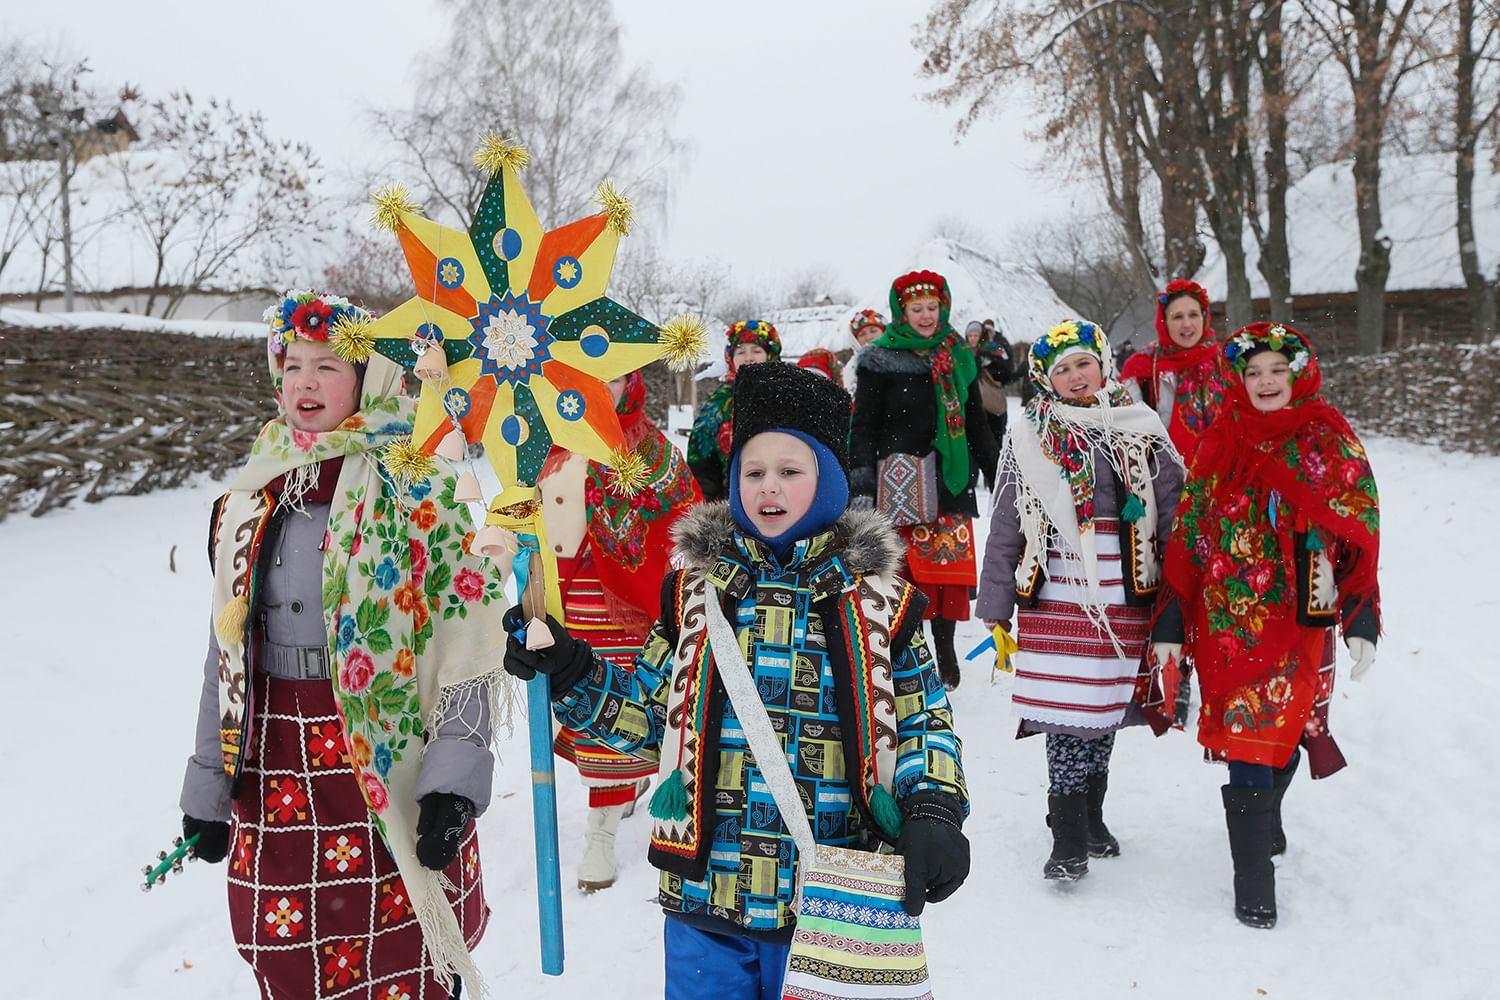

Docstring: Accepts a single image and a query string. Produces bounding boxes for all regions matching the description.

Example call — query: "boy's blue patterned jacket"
[553,504,968,937]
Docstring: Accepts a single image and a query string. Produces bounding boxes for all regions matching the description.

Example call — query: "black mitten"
[897,790,969,916]
[415,792,475,871]
[183,814,231,864]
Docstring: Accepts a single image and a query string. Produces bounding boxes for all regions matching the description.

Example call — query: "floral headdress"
[263,289,372,360]
[1224,322,1312,376]
[723,319,783,369]
[892,270,950,310]
[848,308,887,338]
[1026,319,1113,391]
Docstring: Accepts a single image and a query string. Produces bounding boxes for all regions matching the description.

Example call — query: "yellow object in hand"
[993,625,1018,675]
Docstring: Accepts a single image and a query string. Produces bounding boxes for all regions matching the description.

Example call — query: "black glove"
[897,790,969,916]
[183,814,231,864]
[502,606,593,693]
[415,792,475,871]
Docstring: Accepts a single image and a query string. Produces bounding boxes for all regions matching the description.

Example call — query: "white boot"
[621,777,652,819]
[577,803,626,892]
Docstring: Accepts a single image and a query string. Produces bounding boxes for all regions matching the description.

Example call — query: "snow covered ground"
[1,436,1496,999]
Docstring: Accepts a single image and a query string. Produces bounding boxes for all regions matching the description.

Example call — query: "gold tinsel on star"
[329,314,376,364]
[594,180,634,236]
[606,446,648,497]
[370,183,421,233]
[473,131,531,176]
[382,436,437,485]
[658,314,708,371]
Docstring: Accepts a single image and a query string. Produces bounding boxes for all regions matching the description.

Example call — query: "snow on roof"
[0,305,263,338]
[0,148,330,298]
[879,238,1081,342]
[1197,148,1500,297]
[693,303,854,381]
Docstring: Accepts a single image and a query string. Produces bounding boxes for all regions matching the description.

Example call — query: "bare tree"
[1300,0,1438,354]
[369,0,686,231]
[322,223,413,315]
[1452,0,1500,338]
[1012,212,1150,338]
[111,92,324,317]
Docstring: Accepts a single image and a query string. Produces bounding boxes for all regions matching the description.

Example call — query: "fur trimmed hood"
[670,502,904,579]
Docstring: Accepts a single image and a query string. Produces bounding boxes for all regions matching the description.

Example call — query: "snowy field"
[1,436,1496,999]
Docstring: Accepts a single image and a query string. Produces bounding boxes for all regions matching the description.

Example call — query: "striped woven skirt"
[552,551,656,807]
[1012,520,1149,735]
[227,671,487,999]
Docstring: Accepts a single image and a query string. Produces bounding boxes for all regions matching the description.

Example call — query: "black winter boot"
[1084,773,1120,858]
[1270,750,1300,857]
[1043,793,1090,881]
[931,618,960,690]
[1222,785,1277,928]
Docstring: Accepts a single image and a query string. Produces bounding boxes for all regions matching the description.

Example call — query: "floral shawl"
[1164,323,1380,704]
[583,371,701,629]
[209,353,508,991]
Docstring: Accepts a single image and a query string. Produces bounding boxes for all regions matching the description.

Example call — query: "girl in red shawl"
[1147,322,1380,930]
[540,371,701,891]
[1119,279,1235,464]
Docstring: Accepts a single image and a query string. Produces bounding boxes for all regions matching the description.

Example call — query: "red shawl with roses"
[584,372,701,629]
[1163,325,1380,767]
[1120,279,1234,464]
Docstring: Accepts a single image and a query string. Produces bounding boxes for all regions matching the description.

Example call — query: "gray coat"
[975,444,1183,625]
[180,501,495,823]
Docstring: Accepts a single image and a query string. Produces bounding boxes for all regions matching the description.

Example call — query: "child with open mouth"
[505,361,971,998]
[1148,322,1382,930]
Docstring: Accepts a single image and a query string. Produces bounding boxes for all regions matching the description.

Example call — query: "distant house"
[1197,149,1500,354]
[74,109,139,162]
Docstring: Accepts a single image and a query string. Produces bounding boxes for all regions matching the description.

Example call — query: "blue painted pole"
[514,536,565,976]
[526,671,565,976]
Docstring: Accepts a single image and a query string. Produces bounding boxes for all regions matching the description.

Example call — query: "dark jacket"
[848,345,1000,517]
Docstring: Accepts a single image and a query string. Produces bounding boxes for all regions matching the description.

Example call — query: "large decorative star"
[360,135,702,492]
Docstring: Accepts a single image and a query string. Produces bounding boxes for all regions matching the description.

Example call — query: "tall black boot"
[1085,773,1120,858]
[1043,793,1090,881]
[1222,785,1277,928]
[931,618,960,690]
[1270,749,1300,857]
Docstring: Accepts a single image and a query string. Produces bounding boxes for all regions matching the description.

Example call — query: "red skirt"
[552,552,656,806]
[899,513,976,621]
[227,671,487,999]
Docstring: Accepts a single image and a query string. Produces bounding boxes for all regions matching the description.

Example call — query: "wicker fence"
[4,324,1494,522]
[0,325,271,521]
[1321,341,1500,456]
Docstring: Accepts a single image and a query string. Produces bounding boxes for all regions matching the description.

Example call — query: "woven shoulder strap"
[701,584,818,860]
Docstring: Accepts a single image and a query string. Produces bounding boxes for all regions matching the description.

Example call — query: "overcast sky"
[6,0,1092,305]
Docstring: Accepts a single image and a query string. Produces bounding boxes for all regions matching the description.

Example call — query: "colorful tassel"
[649,769,689,822]
[1120,493,1146,523]
[870,784,904,838]
[214,593,250,646]
[381,437,436,486]
[1306,528,1324,551]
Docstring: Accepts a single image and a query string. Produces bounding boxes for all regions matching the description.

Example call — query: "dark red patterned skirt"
[899,513,977,621]
[227,671,488,999]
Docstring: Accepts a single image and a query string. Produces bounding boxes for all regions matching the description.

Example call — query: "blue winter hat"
[728,429,849,559]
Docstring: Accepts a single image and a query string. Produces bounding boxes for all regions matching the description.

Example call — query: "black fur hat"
[730,361,852,473]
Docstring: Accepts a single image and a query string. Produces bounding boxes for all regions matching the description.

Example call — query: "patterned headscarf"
[1164,322,1379,708]
[873,270,979,495]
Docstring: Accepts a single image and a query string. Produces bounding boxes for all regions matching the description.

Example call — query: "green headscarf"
[873,273,979,494]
